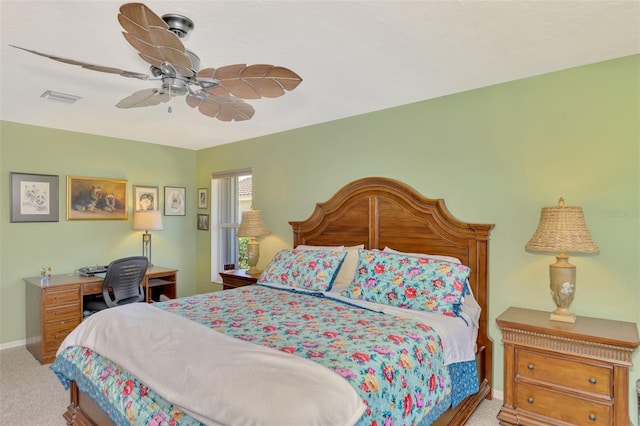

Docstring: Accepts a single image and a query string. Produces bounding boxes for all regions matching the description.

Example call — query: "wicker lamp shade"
[525,198,599,254]
[525,198,598,324]
[237,210,270,238]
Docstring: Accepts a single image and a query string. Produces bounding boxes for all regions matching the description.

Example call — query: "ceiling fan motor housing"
[162,77,189,96]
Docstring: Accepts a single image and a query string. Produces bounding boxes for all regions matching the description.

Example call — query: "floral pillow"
[258,249,347,291]
[343,249,471,317]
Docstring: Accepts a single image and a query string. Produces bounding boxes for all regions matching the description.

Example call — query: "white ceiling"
[1,1,638,150]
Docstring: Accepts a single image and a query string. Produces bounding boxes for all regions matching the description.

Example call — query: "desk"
[24,266,177,364]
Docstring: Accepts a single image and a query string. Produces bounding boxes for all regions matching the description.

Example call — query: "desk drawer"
[516,382,611,425]
[43,320,79,354]
[517,349,611,396]
[44,304,80,324]
[83,281,103,295]
[44,287,80,306]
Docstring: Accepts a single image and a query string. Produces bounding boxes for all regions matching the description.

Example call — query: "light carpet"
[0,346,501,425]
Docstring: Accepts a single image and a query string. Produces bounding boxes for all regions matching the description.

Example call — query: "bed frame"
[64,176,494,425]
[289,177,494,425]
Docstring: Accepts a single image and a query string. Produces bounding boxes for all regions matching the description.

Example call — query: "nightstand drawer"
[517,349,611,396]
[517,382,611,425]
[219,270,259,290]
[44,287,80,306]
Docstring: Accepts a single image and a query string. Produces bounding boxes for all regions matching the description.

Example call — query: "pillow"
[383,246,461,264]
[258,249,347,291]
[343,249,471,316]
[296,245,344,251]
[333,244,365,288]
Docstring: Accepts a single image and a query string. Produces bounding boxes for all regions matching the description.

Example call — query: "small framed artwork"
[10,172,59,222]
[67,176,127,220]
[197,213,210,231]
[164,186,186,216]
[198,188,208,209]
[133,185,159,211]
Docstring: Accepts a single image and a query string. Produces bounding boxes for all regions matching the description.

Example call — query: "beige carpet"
[0,346,501,425]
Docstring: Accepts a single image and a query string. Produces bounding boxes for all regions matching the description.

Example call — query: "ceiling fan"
[11,2,302,122]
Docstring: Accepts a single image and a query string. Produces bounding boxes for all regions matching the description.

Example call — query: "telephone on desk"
[78,265,108,277]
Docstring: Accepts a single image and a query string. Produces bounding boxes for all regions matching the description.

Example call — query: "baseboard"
[0,339,26,350]
[492,389,504,400]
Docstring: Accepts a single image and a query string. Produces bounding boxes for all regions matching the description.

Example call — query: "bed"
[52,177,494,425]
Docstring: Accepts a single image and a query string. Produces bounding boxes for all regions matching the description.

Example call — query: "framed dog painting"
[10,172,59,222]
[67,176,127,220]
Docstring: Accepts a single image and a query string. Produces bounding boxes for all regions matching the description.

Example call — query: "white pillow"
[382,246,461,264]
[332,245,365,289]
[296,245,344,251]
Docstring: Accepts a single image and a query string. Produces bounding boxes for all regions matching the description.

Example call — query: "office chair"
[84,256,148,315]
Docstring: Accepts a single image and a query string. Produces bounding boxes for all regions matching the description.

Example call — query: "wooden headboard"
[289,177,495,419]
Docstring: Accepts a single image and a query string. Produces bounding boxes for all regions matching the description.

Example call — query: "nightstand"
[218,269,259,290]
[496,307,639,426]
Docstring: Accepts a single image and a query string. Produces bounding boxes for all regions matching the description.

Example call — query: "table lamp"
[525,198,599,323]
[133,210,163,267]
[237,209,271,275]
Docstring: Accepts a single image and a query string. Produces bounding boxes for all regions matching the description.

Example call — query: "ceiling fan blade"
[198,64,302,99]
[10,45,149,80]
[123,32,193,76]
[119,3,168,31]
[186,92,255,121]
[116,88,171,109]
[119,3,192,75]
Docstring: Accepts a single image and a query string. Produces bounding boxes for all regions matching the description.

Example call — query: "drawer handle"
[589,414,596,421]
[527,397,534,404]
[527,364,534,371]
[589,377,597,385]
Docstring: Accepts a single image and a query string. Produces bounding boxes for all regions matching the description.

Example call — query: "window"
[210,169,252,281]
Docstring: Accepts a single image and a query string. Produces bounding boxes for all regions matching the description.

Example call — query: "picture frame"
[133,185,159,211]
[164,186,186,216]
[10,172,59,222]
[197,213,210,231]
[198,188,208,209]
[67,176,127,220]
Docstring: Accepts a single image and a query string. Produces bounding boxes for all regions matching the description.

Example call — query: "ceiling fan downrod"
[161,13,194,38]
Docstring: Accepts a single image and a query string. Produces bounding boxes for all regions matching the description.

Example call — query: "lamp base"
[549,254,576,324]
[246,267,262,275]
[550,310,576,323]
[246,238,261,276]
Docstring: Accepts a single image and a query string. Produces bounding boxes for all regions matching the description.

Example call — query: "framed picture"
[164,186,186,216]
[10,172,59,222]
[198,188,208,209]
[197,213,210,231]
[67,176,127,220]
[133,185,159,211]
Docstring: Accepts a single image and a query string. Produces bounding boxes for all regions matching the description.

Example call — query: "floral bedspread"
[53,285,479,425]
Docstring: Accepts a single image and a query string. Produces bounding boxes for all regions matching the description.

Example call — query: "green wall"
[0,125,198,343]
[1,55,638,419]
[196,55,639,415]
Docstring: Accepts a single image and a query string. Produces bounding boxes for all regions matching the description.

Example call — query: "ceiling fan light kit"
[12,2,302,122]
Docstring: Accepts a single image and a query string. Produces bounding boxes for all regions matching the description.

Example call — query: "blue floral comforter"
[52,285,478,425]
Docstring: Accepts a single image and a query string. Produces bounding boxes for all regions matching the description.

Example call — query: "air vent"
[40,90,81,104]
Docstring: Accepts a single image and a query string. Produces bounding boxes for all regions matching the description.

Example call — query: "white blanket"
[59,303,366,426]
